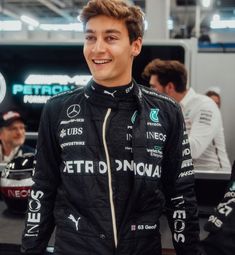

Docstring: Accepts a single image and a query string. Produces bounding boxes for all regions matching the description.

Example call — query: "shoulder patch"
[48,86,84,101]
[140,86,177,105]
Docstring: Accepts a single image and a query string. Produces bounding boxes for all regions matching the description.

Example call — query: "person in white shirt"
[142,59,231,171]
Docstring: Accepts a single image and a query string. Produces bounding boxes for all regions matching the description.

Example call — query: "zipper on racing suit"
[102,108,118,248]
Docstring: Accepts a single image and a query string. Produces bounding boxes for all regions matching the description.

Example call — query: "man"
[21,1,200,254]
[205,88,221,108]
[201,160,235,255]
[0,110,34,163]
[142,59,231,171]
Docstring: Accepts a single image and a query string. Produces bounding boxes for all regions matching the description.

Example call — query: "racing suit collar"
[90,81,134,98]
[84,79,143,111]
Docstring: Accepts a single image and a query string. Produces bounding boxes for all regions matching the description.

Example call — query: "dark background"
[0,44,185,132]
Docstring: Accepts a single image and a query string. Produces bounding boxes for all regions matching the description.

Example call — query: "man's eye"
[106,36,117,42]
[85,35,95,41]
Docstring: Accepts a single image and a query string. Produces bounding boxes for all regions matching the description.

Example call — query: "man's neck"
[173,90,188,103]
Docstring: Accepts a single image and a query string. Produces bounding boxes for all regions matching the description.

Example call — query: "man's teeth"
[93,60,111,64]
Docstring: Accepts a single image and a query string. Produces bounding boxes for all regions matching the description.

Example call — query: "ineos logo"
[0,72,6,104]
[67,104,81,118]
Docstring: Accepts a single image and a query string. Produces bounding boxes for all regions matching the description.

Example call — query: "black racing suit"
[21,80,200,255]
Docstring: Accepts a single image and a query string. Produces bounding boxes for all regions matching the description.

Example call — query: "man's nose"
[92,38,105,52]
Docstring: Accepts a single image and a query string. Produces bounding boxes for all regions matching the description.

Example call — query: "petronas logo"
[150,108,159,123]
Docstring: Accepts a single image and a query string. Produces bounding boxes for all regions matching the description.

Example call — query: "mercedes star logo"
[67,104,81,118]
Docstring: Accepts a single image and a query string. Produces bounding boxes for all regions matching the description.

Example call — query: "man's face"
[0,120,26,149]
[209,95,220,108]
[83,15,142,87]
[149,74,168,94]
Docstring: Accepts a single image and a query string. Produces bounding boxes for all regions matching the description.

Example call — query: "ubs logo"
[60,128,83,138]
[67,104,81,118]
[0,72,6,104]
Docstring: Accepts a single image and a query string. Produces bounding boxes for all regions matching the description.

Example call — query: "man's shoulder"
[139,84,178,107]
[48,86,84,104]
[187,90,219,111]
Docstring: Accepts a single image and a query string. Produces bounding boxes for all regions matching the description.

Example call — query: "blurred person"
[0,110,34,163]
[142,59,231,171]
[200,160,235,255]
[21,1,200,255]
[205,88,221,108]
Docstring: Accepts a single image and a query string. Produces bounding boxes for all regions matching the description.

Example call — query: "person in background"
[200,160,235,255]
[0,110,34,163]
[142,59,231,171]
[21,1,200,254]
[205,88,221,108]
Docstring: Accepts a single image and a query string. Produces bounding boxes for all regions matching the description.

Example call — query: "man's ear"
[168,82,176,92]
[131,37,142,57]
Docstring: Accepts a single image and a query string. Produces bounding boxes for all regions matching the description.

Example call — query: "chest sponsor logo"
[60,118,84,125]
[150,108,159,123]
[67,104,81,118]
[146,132,166,141]
[60,127,83,138]
[63,160,161,179]
[61,141,85,148]
[147,146,163,158]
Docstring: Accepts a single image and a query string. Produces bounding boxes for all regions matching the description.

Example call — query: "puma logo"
[104,90,117,98]
[68,214,81,231]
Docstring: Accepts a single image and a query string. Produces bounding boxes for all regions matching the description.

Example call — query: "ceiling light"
[168,19,174,30]
[0,20,22,31]
[20,15,39,27]
[39,23,83,31]
[210,19,235,29]
[201,0,212,8]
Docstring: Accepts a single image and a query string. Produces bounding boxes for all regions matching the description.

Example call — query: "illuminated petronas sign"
[12,74,92,104]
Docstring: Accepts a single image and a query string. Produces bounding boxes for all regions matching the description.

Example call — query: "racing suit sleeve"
[162,104,201,255]
[201,161,235,255]
[21,99,61,254]
[187,99,221,159]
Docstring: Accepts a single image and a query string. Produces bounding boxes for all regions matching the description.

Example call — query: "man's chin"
[13,141,24,147]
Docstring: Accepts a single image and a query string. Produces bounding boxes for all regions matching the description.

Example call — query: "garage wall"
[193,53,235,164]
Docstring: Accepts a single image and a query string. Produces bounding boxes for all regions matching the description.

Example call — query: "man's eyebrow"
[85,29,121,34]
[85,29,94,34]
[105,29,121,34]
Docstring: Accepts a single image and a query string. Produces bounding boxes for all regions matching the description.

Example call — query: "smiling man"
[21,1,200,255]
